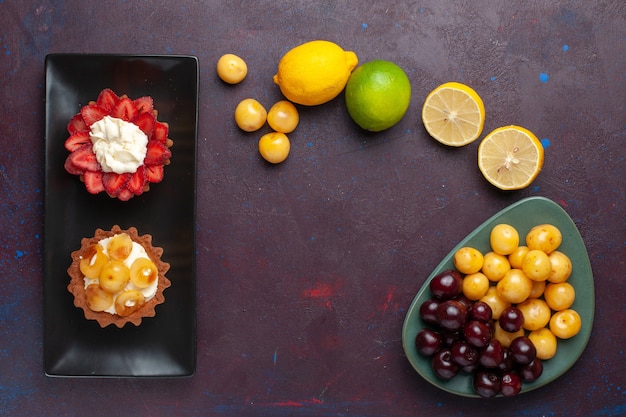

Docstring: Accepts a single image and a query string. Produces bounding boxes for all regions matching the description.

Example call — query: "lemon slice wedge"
[422,82,485,146]
[478,125,544,190]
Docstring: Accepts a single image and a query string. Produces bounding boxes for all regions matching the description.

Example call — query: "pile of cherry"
[415,269,542,398]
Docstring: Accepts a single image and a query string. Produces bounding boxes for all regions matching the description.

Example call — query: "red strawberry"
[67,144,100,173]
[102,172,130,196]
[96,88,119,112]
[67,113,88,134]
[152,121,169,144]
[64,131,91,152]
[132,112,156,137]
[83,170,105,194]
[111,97,138,121]
[127,166,147,195]
[134,96,154,114]
[144,140,172,166]
[145,164,164,183]
[80,104,108,126]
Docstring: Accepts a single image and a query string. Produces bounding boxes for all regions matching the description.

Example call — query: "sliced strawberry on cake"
[63,88,173,201]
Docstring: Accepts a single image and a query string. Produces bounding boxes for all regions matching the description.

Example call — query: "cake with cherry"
[64,88,173,201]
[67,225,171,328]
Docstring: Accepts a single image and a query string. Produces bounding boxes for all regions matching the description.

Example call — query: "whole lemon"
[345,60,411,132]
[273,40,358,106]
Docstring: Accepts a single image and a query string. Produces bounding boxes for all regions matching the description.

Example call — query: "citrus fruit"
[344,60,411,132]
[234,98,267,132]
[273,40,358,106]
[216,53,248,84]
[477,125,544,190]
[422,82,485,146]
[259,132,290,164]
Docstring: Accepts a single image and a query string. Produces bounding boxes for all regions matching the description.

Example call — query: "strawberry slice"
[134,96,154,114]
[96,88,119,112]
[67,144,100,173]
[102,172,130,196]
[132,112,156,137]
[144,140,172,166]
[64,155,84,175]
[83,170,105,194]
[117,188,135,201]
[152,121,169,144]
[67,113,88,134]
[111,97,138,122]
[145,164,165,183]
[80,104,108,126]
[64,131,92,152]
[127,165,147,195]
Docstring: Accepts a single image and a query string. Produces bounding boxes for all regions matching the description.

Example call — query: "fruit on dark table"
[431,348,460,380]
[415,329,442,356]
[451,340,479,367]
[499,306,525,332]
[518,358,543,382]
[473,371,501,398]
[436,299,469,331]
[411,222,582,397]
[500,372,522,397]
[510,336,537,365]
[419,299,440,325]
[468,301,493,323]
[463,320,491,348]
[429,269,463,300]
[479,339,504,368]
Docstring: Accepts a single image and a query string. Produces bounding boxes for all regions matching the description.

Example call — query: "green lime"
[344,60,411,132]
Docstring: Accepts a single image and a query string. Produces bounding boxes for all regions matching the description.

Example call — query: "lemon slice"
[478,125,544,190]
[422,82,486,146]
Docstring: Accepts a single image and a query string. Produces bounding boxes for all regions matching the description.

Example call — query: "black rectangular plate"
[44,54,198,377]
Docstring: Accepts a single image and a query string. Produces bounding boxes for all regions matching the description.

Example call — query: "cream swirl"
[89,116,148,174]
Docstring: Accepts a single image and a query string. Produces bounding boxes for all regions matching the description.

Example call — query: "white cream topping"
[89,116,148,174]
[83,236,158,315]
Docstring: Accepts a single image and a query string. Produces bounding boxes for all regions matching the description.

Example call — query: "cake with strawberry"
[64,88,173,201]
[67,225,171,328]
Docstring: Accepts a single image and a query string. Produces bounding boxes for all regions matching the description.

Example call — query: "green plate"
[401,196,595,397]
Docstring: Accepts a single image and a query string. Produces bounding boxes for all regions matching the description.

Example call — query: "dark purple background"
[1,1,624,416]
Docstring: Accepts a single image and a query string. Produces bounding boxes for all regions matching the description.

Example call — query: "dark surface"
[1,1,624,416]
[43,54,197,377]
